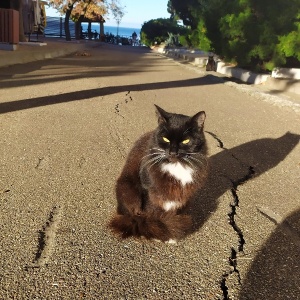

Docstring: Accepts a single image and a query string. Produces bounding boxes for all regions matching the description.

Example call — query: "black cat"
[206,55,216,71]
[109,105,208,243]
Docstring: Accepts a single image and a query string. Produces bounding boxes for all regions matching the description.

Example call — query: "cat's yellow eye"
[163,137,170,143]
[182,139,190,144]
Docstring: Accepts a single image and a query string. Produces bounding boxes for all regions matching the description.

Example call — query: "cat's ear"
[191,111,206,128]
[154,105,170,124]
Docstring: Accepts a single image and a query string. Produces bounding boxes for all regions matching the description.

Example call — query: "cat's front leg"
[115,176,144,216]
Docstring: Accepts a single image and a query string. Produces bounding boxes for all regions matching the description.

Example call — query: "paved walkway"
[1,37,300,97]
[0,41,299,299]
[1,38,300,114]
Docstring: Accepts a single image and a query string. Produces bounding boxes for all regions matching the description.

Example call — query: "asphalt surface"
[0,41,299,299]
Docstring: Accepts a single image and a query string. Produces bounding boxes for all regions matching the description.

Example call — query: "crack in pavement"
[27,205,63,268]
[223,165,255,299]
[229,166,255,253]
[114,91,133,118]
[221,248,241,300]
[205,131,224,148]
[111,91,135,158]
[206,131,255,299]
[125,90,133,103]
[257,206,300,247]
[114,103,124,118]
[108,124,127,159]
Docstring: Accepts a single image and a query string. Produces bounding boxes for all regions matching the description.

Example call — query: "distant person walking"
[132,31,137,46]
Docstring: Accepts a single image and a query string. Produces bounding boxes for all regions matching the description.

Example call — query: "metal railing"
[44,16,76,38]
[43,17,139,46]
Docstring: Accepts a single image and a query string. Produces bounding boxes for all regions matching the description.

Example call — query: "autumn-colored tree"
[49,0,107,41]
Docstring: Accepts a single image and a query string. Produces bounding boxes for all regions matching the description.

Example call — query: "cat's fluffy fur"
[109,105,208,242]
[206,55,216,71]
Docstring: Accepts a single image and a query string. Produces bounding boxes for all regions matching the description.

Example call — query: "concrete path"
[0,41,299,299]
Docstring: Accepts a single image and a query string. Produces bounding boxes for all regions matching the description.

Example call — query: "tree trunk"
[75,21,81,40]
[64,4,73,41]
[88,22,92,39]
[100,21,105,41]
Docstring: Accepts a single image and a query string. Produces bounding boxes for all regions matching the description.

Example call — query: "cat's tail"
[109,211,192,242]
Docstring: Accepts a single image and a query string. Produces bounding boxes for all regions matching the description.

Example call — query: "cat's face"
[152,105,207,164]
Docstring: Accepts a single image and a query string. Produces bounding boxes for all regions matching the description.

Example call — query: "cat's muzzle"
[167,153,184,163]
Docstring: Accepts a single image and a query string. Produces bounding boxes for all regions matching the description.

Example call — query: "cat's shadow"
[185,132,299,233]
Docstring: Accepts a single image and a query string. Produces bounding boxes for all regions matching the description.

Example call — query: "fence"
[44,16,76,38]
[43,17,137,45]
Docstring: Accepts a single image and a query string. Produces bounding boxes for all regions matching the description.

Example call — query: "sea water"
[82,24,141,38]
[45,16,140,38]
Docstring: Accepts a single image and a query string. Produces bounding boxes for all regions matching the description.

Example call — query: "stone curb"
[162,48,270,84]
[160,48,300,95]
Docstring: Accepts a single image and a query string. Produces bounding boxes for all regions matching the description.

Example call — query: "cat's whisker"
[188,155,207,167]
[141,154,166,170]
[186,151,204,155]
[186,152,206,158]
[141,152,165,160]
[147,155,166,170]
[148,159,161,170]
[151,147,165,152]
[182,157,196,169]
[141,156,160,168]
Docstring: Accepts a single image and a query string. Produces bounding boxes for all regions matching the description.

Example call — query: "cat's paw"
[152,238,162,243]
[165,239,177,244]
[151,238,177,244]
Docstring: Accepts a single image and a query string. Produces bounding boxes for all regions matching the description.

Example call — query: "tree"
[167,0,201,29]
[278,14,300,63]
[49,0,106,41]
[168,0,300,71]
[218,0,300,70]
[141,18,186,47]
[109,0,126,37]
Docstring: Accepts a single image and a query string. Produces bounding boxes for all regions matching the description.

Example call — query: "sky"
[46,0,171,28]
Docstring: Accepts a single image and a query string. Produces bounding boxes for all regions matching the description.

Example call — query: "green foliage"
[168,0,300,71]
[278,14,300,60]
[195,19,211,51]
[141,18,185,47]
[167,0,200,28]
[182,20,211,51]
[178,35,189,47]
[217,0,300,70]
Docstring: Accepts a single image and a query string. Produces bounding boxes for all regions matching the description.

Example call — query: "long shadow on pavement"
[0,76,220,115]
[186,132,300,234]
[239,208,300,299]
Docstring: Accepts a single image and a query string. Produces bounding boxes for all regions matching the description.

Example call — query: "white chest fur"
[163,201,182,211]
[161,162,194,186]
